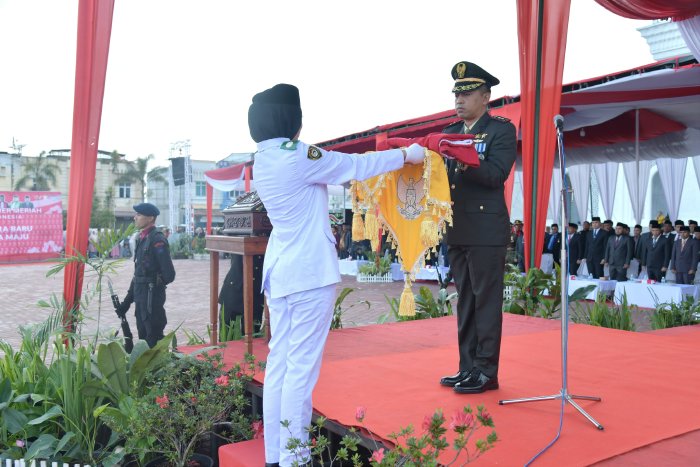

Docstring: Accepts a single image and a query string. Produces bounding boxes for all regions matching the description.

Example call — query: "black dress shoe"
[453,369,498,394]
[265,463,280,467]
[440,369,472,387]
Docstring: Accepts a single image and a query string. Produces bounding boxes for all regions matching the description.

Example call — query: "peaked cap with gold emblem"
[451,61,500,93]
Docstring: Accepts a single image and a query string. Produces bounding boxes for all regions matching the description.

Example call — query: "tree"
[91,187,116,229]
[117,154,166,203]
[14,151,62,190]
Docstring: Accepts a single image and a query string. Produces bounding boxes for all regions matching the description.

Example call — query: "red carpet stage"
[182,315,700,466]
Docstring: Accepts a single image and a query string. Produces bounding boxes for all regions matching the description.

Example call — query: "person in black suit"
[566,222,583,275]
[631,224,644,277]
[544,223,561,265]
[438,61,517,395]
[604,222,633,281]
[583,216,610,278]
[642,221,672,281]
[218,254,265,335]
[670,226,698,284]
[662,220,676,243]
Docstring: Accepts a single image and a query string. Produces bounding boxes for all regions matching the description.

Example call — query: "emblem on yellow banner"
[397,176,425,220]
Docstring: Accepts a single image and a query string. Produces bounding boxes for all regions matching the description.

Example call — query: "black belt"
[133,276,158,284]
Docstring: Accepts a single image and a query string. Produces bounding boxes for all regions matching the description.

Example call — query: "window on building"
[118,183,131,198]
[196,181,207,197]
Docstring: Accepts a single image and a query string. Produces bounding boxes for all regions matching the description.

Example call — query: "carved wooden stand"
[206,235,268,354]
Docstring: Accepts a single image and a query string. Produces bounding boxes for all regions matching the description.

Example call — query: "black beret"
[451,61,499,93]
[650,220,660,228]
[616,222,624,228]
[133,203,160,217]
[568,222,578,229]
[674,220,685,226]
[604,219,613,225]
[635,224,642,230]
[664,220,673,225]
[688,219,698,226]
[591,216,601,222]
[248,83,302,143]
[680,226,691,232]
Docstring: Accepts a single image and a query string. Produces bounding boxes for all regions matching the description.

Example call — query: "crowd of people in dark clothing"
[509,216,700,284]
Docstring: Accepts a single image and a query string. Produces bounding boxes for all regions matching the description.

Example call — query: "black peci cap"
[248,83,302,143]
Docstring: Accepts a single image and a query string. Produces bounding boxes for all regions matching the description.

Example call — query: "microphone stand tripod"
[498,119,603,431]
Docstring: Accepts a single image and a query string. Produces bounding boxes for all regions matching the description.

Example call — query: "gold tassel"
[398,279,416,317]
[352,211,366,240]
[420,218,439,248]
[364,209,379,250]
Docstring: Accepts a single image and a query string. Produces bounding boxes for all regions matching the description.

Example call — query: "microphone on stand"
[553,114,564,131]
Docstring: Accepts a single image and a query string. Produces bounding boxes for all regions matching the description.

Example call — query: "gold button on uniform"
[480,205,484,211]
[451,184,455,189]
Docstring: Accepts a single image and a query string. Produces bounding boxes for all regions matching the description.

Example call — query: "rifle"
[108,278,134,353]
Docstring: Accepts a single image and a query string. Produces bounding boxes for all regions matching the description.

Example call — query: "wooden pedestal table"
[206,235,269,354]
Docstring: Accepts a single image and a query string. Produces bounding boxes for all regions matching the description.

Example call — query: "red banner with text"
[0,192,64,263]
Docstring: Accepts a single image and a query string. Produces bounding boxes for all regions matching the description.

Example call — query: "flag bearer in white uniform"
[248,84,425,467]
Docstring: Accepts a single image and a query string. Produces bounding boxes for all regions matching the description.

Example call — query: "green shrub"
[650,296,700,330]
[572,291,636,331]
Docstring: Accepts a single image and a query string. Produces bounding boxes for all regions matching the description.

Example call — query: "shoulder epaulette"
[491,115,511,123]
[280,140,299,150]
[443,121,463,131]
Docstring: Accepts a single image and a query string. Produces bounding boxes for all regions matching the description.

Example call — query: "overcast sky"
[0,0,653,168]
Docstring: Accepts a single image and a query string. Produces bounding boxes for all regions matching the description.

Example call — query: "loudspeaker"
[171,157,185,186]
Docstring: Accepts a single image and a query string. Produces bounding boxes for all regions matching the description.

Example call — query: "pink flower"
[422,414,432,432]
[191,396,197,403]
[311,437,317,447]
[15,439,25,448]
[370,448,385,463]
[251,420,264,439]
[215,375,229,387]
[355,406,366,422]
[155,395,169,409]
[236,371,243,378]
[481,410,492,424]
[449,411,474,432]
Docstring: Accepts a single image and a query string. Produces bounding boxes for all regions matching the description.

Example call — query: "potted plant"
[102,352,255,467]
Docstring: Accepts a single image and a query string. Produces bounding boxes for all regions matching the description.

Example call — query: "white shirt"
[254,138,404,298]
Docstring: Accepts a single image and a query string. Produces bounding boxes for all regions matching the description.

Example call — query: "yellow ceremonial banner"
[351,149,452,316]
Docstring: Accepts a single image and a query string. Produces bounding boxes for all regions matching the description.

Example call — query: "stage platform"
[180,314,700,466]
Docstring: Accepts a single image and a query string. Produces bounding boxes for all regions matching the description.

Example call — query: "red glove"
[383,133,480,168]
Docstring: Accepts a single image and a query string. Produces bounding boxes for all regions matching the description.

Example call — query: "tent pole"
[635,108,640,225]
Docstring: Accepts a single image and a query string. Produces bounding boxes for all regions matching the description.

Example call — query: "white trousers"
[263,284,336,466]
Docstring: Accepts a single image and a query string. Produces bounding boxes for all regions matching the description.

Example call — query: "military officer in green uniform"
[116,203,176,348]
[439,61,517,394]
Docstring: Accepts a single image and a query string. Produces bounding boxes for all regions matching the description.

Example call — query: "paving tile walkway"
[0,258,443,350]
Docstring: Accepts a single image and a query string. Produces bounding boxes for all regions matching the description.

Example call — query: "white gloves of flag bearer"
[404,143,426,165]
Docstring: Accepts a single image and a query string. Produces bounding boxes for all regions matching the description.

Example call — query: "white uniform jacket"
[254,137,404,299]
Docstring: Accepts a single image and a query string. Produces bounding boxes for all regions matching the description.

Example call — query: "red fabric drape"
[518,0,571,270]
[62,0,115,327]
[489,103,521,215]
[206,183,213,234]
[595,0,700,21]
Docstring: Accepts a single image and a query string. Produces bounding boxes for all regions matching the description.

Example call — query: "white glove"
[404,143,426,165]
